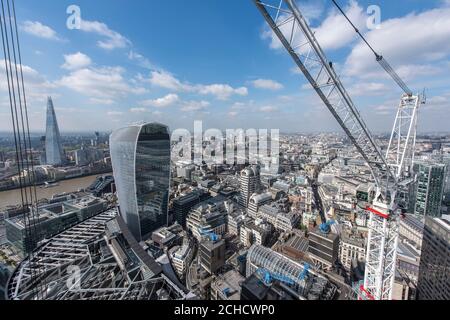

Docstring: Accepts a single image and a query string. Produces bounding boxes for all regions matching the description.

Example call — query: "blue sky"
[0,0,449,133]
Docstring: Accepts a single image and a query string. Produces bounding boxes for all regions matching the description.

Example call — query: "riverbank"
[0,173,112,209]
[0,169,112,193]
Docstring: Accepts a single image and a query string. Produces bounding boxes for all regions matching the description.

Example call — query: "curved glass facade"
[110,123,171,242]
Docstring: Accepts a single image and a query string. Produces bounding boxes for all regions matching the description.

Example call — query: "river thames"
[0,174,109,209]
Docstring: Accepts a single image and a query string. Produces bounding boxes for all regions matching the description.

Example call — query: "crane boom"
[331,0,412,96]
[253,0,395,190]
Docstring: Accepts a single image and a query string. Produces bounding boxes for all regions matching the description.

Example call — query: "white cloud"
[107,111,123,116]
[149,70,193,91]
[0,60,56,103]
[128,51,153,69]
[148,70,248,100]
[228,111,238,117]
[299,0,326,22]
[61,52,92,70]
[313,0,367,51]
[345,7,450,78]
[349,82,389,97]
[252,79,284,91]
[80,19,131,50]
[426,92,450,110]
[261,0,364,52]
[130,107,148,113]
[231,102,246,110]
[59,66,146,104]
[140,94,180,108]
[21,21,61,41]
[180,100,210,112]
[197,84,248,100]
[260,105,278,113]
[89,98,115,105]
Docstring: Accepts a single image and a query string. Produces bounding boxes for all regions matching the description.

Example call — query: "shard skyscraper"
[45,97,65,166]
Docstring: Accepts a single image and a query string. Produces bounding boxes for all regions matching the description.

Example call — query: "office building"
[211,270,245,300]
[186,197,228,241]
[5,195,107,254]
[199,239,226,275]
[248,192,272,217]
[410,161,446,218]
[170,243,194,279]
[173,189,210,228]
[110,123,171,242]
[74,147,103,166]
[399,213,424,249]
[275,231,309,262]
[238,166,261,208]
[228,211,251,236]
[394,241,421,300]
[258,204,300,233]
[151,226,181,249]
[417,216,450,300]
[45,97,65,166]
[240,274,296,300]
[240,220,272,247]
[339,231,366,271]
[308,227,340,270]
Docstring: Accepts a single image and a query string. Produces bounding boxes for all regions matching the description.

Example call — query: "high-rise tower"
[110,123,171,242]
[45,97,65,166]
[238,165,261,209]
[417,216,450,300]
[410,161,446,218]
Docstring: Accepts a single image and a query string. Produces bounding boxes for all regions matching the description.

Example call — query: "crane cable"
[0,0,46,300]
[331,0,413,96]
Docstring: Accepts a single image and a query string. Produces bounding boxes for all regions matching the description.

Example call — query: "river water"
[0,175,107,209]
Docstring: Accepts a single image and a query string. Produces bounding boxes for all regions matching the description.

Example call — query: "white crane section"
[386,95,421,180]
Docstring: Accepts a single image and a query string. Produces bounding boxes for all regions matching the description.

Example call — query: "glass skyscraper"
[410,161,446,218]
[110,123,171,242]
[417,216,450,300]
[45,97,65,166]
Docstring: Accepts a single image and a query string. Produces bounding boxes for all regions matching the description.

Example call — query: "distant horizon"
[1,130,450,137]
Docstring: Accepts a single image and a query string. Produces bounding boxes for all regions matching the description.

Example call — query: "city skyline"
[0,0,449,133]
[0,0,449,303]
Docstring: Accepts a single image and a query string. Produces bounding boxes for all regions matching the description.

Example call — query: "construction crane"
[319,220,335,234]
[256,268,296,286]
[252,0,421,300]
[331,0,423,208]
[298,263,310,281]
[198,228,219,242]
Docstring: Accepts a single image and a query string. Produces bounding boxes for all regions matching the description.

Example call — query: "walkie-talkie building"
[110,123,171,242]
[45,97,65,166]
